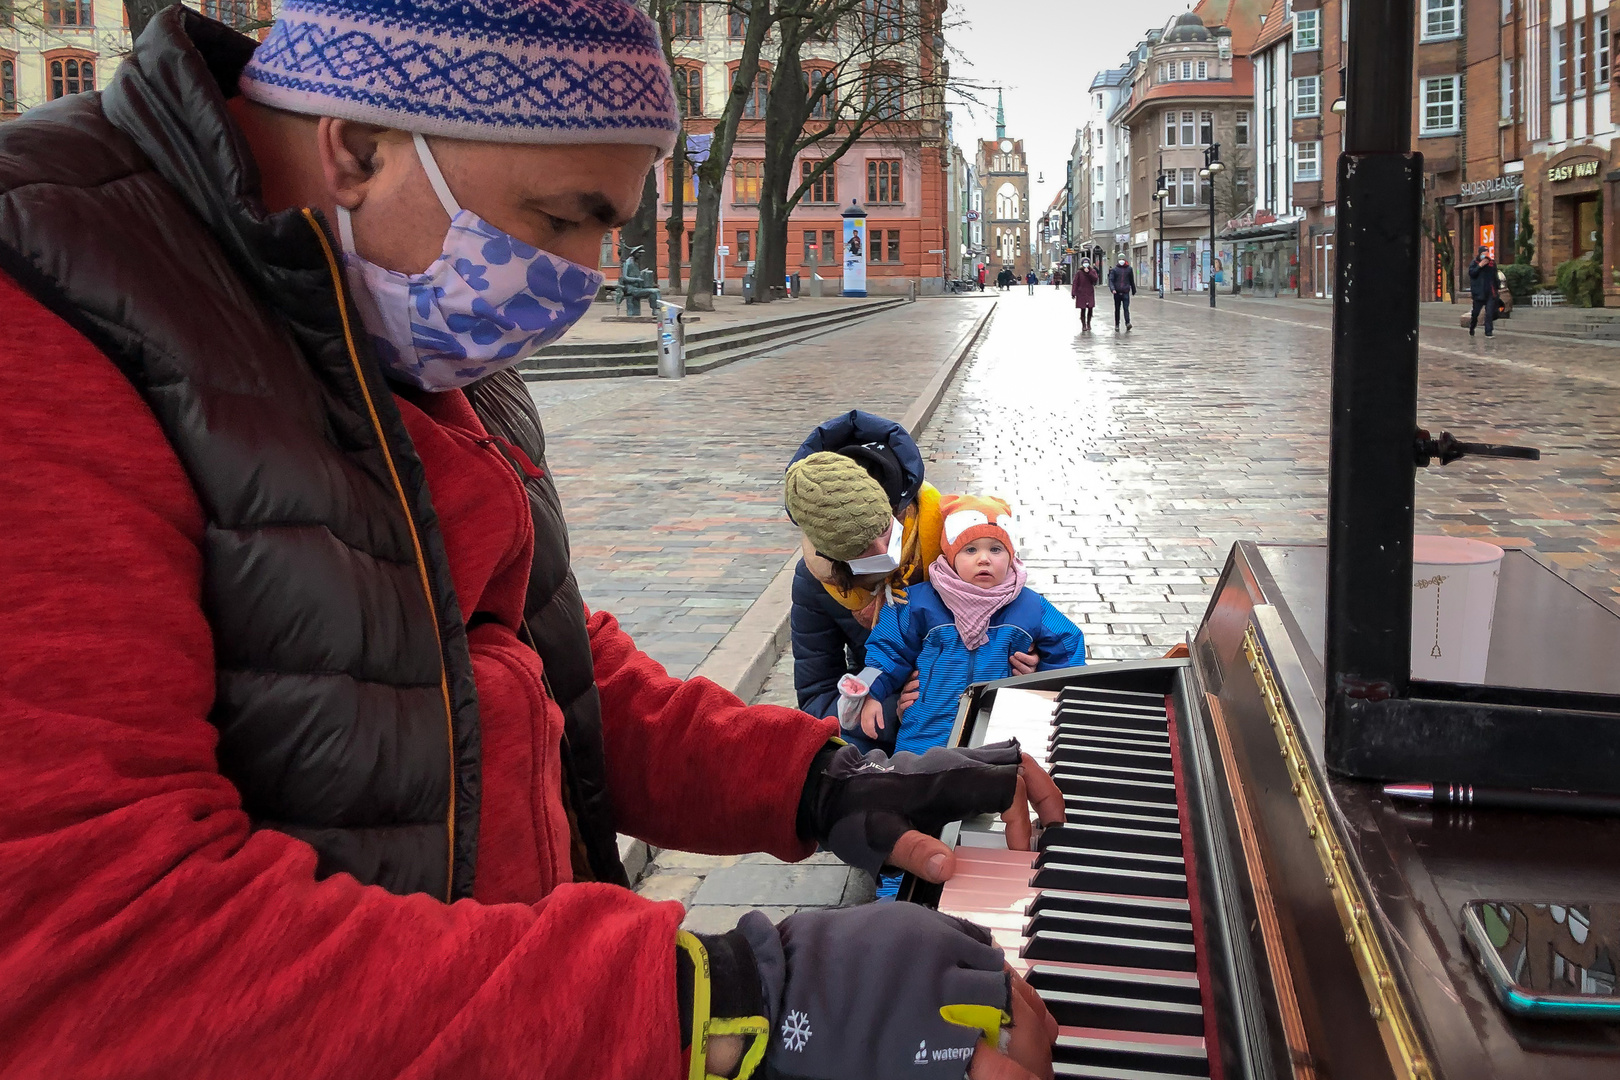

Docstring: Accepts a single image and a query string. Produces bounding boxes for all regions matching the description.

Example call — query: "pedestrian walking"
[1468,247,1500,337]
[1025,270,1037,295]
[976,263,986,291]
[1071,259,1100,331]
[0,3,1063,1076]
[1109,256,1137,330]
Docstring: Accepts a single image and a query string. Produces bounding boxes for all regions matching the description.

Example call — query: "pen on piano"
[1383,781,1620,818]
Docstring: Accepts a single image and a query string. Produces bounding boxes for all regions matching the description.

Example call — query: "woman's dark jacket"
[784,411,923,744]
[0,9,624,900]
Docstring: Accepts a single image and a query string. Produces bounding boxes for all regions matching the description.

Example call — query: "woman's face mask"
[846,517,904,576]
[336,133,605,392]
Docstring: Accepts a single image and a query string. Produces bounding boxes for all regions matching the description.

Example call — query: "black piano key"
[1024,907,1194,945]
[1022,928,1196,971]
[1063,804,1182,831]
[1037,823,1185,857]
[1055,772,1180,805]
[1030,860,1189,899]
[1027,889,1192,924]
[1032,986,1205,1037]
[1026,963,1202,1007]
[1053,1033,1210,1080]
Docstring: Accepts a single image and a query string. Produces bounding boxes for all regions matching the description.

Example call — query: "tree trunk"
[686,0,772,312]
[665,141,686,292]
[623,169,660,284]
[754,21,809,305]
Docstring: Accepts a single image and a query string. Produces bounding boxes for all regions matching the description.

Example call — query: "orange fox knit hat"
[939,495,1016,565]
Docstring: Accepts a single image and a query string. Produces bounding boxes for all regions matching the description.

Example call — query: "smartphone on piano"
[1462,900,1620,1020]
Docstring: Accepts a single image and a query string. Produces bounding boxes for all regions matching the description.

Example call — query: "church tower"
[976,91,1031,278]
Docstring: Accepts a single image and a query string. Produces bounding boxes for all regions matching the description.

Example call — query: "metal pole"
[1209,186,1217,308]
[1323,0,1423,768]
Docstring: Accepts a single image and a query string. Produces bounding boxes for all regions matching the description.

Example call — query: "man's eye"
[543,214,574,232]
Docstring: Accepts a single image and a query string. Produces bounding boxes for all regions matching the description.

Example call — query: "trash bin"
[656,303,685,379]
[790,272,801,298]
[741,272,756,304]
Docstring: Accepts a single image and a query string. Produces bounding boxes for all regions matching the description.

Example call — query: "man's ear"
[317,117,387,210]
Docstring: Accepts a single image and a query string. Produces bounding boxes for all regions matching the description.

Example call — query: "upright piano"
[905,541,1620,1080]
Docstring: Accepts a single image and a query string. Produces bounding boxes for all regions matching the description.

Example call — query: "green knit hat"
[785,452,893,562]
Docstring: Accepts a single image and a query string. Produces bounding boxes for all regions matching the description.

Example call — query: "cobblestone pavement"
[914,289,1620,663]
[560,293,898,344]
[531,297,991,678]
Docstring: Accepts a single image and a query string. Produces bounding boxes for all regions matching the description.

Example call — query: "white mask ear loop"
[335,204,358,255]
[412,132,463,217]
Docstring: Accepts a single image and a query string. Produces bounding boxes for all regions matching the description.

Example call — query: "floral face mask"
[336,133,606,392]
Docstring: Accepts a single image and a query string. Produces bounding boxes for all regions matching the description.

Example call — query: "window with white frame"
[1295,141,1321,182]
[1196,60,1208,80]
[1501,59,1514,119]
[1423,0,1460,39]
[1294,75,1320,117]
[1600,13,1612,84]
[1181,60,1193,80]
[1501,0,1512,22]
[1157,63,1167,81]
[1294,9,1319,50]
[1199,111,1213,144]
[1165,111,1178,145]
[1096,200,1104,221]
[1181,111,1196,145]
[1420,75,1461,134]
[1576,19,1588,92]
[1554,26,1569,98]
[1236,110,1250,145]
[1181,168,1197,206]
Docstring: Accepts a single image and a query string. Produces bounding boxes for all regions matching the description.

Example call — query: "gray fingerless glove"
[737,903,1011,1080]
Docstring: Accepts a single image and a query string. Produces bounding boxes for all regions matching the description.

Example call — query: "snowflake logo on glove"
[781,1009,814,1052]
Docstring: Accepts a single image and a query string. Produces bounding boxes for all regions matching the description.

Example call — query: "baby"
[847,495,1085,756]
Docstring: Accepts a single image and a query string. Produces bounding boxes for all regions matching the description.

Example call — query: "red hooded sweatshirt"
[0,272,836,1078]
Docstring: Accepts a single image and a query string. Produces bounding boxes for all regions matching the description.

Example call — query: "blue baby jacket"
[864,583,1085,755]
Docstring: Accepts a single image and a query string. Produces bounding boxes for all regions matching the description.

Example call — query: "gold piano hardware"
[1242,626,1432,1080]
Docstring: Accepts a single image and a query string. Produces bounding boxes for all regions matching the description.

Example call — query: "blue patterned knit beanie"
[238,0,678,152]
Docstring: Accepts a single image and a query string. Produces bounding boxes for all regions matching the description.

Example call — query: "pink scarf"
[928,555,1028,650]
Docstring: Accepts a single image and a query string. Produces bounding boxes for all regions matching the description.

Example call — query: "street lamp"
[1153,169,1170,299]
[1203,143,1224,309]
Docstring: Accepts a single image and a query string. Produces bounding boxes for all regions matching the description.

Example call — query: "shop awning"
[1220,214,1302,241]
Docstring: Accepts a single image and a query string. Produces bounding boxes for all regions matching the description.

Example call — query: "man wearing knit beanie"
[0,3,1062,1078]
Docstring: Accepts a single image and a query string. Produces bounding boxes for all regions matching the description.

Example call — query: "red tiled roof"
[1250,0,1290,53]
[1194,0,1269,54]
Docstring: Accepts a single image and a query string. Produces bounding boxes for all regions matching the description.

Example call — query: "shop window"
[48,56,95,99]
[1235,110,1250,145]
[1423,0,1460,40]
[1181,111,1195,146]
[801,159,837,204]
[1295,141,1322,182]
[1294,9,1319,50]
[1294,76,1320,119]
[671,1,700,40]
[46,0,91,26]
[867,159,903,204]
[1164,111,1178,146]
[0,56,14,113]
[672,65,702,117]
[1199,111,1213,144]
[1420,75,1461,135]
[733,159,763,206]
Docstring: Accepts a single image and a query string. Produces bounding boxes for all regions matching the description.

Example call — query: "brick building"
[645,0,953,295]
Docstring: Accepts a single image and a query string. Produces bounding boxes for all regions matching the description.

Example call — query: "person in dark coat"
[1468,247,1500,337]
[783,412,1037,752]
[1071,259,1100,331]
[1025,270,1037,295]
[1108,256,1137,331]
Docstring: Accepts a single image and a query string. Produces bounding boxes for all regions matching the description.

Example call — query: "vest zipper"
[302,209,460,903]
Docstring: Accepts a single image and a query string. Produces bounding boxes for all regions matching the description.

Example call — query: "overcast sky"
[945,0,1195,218]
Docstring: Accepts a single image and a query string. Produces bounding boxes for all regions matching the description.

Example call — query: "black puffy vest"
[0,9,625,898]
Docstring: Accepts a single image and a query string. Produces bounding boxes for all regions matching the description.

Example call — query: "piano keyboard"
[934,683,1221,1080]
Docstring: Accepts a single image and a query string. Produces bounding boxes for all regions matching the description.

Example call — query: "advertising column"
[842,201,868,297]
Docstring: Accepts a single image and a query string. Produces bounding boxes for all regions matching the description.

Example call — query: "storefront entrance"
[1312,233,1335,299]
[1575,193,1600,259]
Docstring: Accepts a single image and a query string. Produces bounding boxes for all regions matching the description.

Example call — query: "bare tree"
[751,0,973,302]
[683,0,773,311]
[1210,145,1254,225]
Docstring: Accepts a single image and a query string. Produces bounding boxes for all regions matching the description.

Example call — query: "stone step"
[520,297,909,380]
